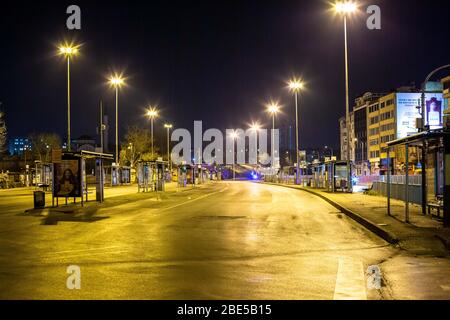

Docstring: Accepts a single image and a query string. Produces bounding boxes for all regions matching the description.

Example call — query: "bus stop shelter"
[324,160,352,193]
[386,130,450,227]
[137,160,168,193]
[51,150,114,207]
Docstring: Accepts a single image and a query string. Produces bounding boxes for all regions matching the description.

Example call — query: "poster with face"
[426,97,443,128]
[53,160,81,197]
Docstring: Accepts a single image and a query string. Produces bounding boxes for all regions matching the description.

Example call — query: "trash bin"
[33,191,45,209]
[156,180,165,191]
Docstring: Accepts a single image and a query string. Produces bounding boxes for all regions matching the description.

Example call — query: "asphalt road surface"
[0,182,449,300]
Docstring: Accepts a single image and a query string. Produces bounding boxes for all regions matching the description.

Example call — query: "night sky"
[1,0,450,149]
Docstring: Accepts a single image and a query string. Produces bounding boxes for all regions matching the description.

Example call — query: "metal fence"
[377,175,422,186]
[372,175,423,205]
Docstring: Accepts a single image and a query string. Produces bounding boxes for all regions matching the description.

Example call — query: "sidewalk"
[266,183,450,256]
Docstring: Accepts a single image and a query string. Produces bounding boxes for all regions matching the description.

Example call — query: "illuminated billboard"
[53,159,82,198]
[396,92,444,139]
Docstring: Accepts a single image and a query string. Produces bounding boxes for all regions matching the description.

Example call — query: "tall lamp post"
[229,130,238,181]
[109,74,125,165]
[267,102,280,176]
[128,143,134,168]
[147,107,159,160]
[325,146,334,158]
[334,1,357,192]
[250,122,261,166]
[58,44,80,152]
[288,79,304,185]
[164,123,173,171]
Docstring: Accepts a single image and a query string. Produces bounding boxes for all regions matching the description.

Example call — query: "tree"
[28,133,62,163]
[0,106,7,156]
[120,125,160,166]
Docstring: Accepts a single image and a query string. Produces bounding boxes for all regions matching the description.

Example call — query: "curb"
[263,182,399,245]
[435,235,450,250]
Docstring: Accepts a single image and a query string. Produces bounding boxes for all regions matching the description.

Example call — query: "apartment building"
[353,92,384,175]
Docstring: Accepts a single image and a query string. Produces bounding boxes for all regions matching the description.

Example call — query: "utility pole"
[100,100,104,153]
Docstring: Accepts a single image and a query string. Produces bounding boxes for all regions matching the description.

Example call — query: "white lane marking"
[42,246,123,255]
[42,250,130,261]
[153,186,229,213]
[334,257,367,300]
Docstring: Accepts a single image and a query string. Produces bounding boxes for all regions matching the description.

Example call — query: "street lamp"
[147,107,159,160]
[108,73,125,165]
[164,123,173,172]
[229,130,238,181]
[333,1,357,192]
[58,43,80,152]
[127,143,135,168]
[249,122,261,166]
[288,78,304,185]
[250,122,261,131]
[325,145,334,158]
[267,101,280,175]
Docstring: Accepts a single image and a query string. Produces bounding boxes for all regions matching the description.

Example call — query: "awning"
[387,130,449,147]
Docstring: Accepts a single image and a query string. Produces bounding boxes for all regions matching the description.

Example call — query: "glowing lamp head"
[229,131,238,140]
[334,1,357,14]
[109,75,125,88]
[288,79,304,93]
[58,44,79,57]
[147,107,159,119]
[164,123,173,129]
[267,103,280,115]
[250,122,261,131]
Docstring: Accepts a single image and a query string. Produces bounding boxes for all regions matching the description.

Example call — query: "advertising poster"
[53,159,81,198]
[396,92,444,139]
[426,97,443,128]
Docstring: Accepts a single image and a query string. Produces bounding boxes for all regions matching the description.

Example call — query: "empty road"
[0,182,449,299]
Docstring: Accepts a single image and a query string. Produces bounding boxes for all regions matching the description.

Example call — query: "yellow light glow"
[164,123,173,129]
[267,102,280,115]
[109,74,125,88]
[250,122,261,131]
[58,44,80,56]
[229,131,238,140]
[288,78,304,92]
[147,107,159,119]
[334,1,357,14]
